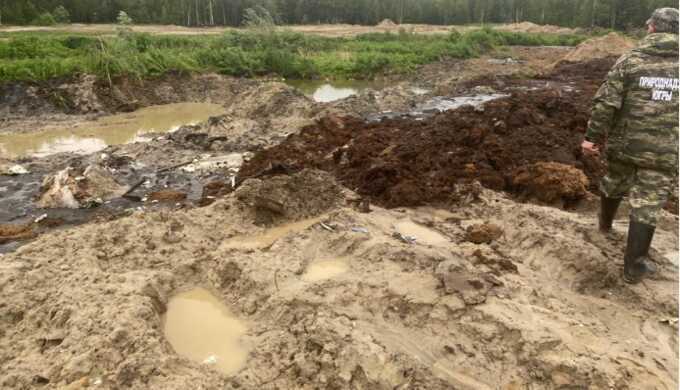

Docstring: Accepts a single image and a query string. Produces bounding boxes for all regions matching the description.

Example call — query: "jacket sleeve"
[585,55,628,144]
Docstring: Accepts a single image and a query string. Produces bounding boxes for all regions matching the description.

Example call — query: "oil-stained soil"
[239,58,613,208]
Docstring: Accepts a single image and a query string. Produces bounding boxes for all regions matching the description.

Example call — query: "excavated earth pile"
[239,87,603,208]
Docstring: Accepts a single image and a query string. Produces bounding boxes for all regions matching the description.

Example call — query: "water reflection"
[0,102,225,158]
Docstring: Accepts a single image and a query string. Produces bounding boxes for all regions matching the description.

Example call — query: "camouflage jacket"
[585,33,679,172]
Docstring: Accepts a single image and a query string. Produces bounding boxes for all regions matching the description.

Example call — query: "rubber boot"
[623,220,657,284]
[599,197,622,233]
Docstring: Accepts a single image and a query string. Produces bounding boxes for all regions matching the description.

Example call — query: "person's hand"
[581,140,600,156]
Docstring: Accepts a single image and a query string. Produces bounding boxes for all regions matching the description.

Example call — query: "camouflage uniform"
[585,28,679,226]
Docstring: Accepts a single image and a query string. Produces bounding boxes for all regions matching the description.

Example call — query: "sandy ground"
[0,36,677,389]
[0,170,677,389]
[0,22,579,37]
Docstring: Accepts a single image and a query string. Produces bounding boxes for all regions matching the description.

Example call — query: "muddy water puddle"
[395,220,449,246]
[415,94,509,113]
[221,217,323,250]
[0,103,225,158]
[285,79,385,102]
[367,93,509,122]
[164,288,248,375]
[303,258,349,281]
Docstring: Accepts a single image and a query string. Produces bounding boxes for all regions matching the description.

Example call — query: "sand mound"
[377,19,397,27]
[171,82,318,152]
[561,32,635,63]
[234,169,352,224]
[497,22,577,35]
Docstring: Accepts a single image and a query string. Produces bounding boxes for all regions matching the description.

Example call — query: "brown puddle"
[221,217,323,250]
[163,288,248,376]
[303,258,349,282]
[395,220,449,246]
[0,103,225,158]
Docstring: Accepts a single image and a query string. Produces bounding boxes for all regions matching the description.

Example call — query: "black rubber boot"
[623,220,657,284]
[599,197,622,233]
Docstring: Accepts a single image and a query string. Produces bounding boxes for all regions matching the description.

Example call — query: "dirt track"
[0,22,579,37]
[0,37,677,390]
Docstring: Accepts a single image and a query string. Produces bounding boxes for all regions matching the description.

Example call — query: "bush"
[117,11,133,25]
[53,6,71,24]
[60,36,97,50]
[198,47,256,76]
[0,36,72,59]
[33,13,57,26]
[242,6,276,29]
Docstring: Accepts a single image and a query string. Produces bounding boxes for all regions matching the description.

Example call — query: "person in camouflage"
[582,7,679,284]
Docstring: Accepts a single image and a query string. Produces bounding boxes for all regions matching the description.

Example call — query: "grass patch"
[0,28,588,83]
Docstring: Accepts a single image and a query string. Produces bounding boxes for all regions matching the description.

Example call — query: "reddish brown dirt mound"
[511,162,589,204]
[239,87,603,208]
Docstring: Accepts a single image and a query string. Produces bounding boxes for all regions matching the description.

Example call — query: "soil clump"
[465,223,503,244]
[511,162,589,204]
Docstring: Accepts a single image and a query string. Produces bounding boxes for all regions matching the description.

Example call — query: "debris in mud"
[147,190,188,203]
[199,181,231,207]
[181,154,244,174]
[37,165,130,209]
[465,223,503,244]
[346,196,371,213]
[413,93,509,115]
[511,162,589,204]
[392,232,417,244]
[0,164,29,176]
[0,223,36,244]
[487,58,523,65]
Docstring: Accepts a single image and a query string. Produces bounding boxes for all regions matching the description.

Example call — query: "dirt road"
[0,22,579,37]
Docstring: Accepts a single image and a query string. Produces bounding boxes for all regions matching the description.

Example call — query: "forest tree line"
[0,0,677,30]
